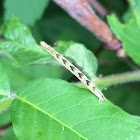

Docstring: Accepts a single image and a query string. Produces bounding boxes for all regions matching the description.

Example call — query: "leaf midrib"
[16,95,88,140]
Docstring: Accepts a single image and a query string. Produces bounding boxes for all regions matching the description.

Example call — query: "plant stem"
[76,71,140,88]
[53,0,121,50]
[88,0,107,17]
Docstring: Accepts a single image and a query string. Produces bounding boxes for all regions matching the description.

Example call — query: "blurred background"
[0,0,140,118]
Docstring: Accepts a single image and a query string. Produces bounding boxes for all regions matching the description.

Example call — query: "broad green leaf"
[12,79,140,140]
[0,64,10,95]
[4,0,49,25]
[108,14,140,65]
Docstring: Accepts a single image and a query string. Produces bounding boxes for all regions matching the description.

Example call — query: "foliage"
[0,0,140,139]
[0,64,10,95]
[12,79,140,139]
[108,0,140,65]
[4,0,50,25]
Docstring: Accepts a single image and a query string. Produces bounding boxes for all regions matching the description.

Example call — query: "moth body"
[40,41,104,102]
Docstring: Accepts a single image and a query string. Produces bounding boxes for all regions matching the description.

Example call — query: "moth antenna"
[40,41,105,102]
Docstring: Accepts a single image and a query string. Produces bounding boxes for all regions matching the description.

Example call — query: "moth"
[40,41,105,102]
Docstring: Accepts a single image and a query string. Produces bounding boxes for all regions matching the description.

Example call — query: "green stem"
[76,71,140,88]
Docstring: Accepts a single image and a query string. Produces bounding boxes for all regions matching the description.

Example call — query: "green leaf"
[0,16,49,65]
[12,79,140,139]
[122,10,133,23]
[107,0,140,66]
[0,57,72,90]
[56,41,98,78]
[0,96,14,112]
[0,64,12,126]
[0,64,13,112]
[108,14,140,65]
[4,0,49,25]
[0,17,47,65]
[0,41,47,66]
[128,0,140,28]
[0,64,10,95]
[1,17,98,77]
[2,16,37,47]
[0,109,11,126]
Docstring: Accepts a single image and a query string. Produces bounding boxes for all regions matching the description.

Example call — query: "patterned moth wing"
[40,41,104,102]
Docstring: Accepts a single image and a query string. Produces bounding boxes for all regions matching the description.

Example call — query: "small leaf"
[108,0,140,65]
[56,41,98,78]
[12,79,140,139]
[108,14,140,65]
[4,0,50,25]
[2,16,37,48]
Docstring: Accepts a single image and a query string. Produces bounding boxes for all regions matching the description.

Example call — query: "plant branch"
[88,0,107,17]
[76,71,140,88]
[53,0,121,50]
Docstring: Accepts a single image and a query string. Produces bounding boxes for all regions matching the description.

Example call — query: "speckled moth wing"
[40,41,104,102]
